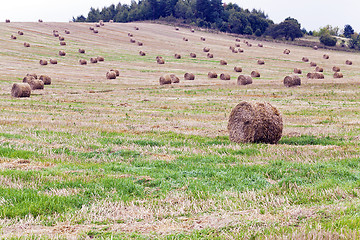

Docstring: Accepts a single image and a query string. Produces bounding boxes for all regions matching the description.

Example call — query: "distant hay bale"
[78,48,85,53]
[232,49,238,53]
[333,72,343,78]
[220,60,227,65]
[235,43,240,47]
[251,70,260,78]
[59,50,66,56]
[23,76,35,83]
[139,51,146,56]
[130,39,136,43]
[159,74,171,85]
[294,68,302,74]
[11,83,31,98]
[306,72,314,79]
[208,72,217,78]
[26,73,37,79]
[90,57,98,63]
[5,19,10,23]
[183,37,188,41]
[302,57,309,62]
[313,45,318,50]
[332,66,340,72]
[106,71,117,79]
[170,74,180,83]
[238,48,244,53]
[237,75,252,85]
[315,66,323,72]
[18,31,24,35]
[89,27,94,31]
[60,41,66,46]
[95,23,100,27]
[93,29,99,34]
[346,60,353,65]
[97,56,104,61]
[109,20,114,23]
[229,46,235,51]
[79,59,87,65]
[283,49,290,54]
[284,75,301,87]
[323,54,329,59]
[314,72,324,79]
[39,60,48,66]
[38,19,43,23]
[247,43,252,47]
[175,27,179,31]
[137,41,143,46]
[207,53,214,58]
[191,29,195,32]
[174,53,181,59]
[234,66,242,72]
[99,20,104,26]
[110,69,120,76]
[257,60,265,65]
[156,56,165,64]
[49,59,57,64]
[59,36,65,41]
[184,73,195,80]
[310,62,317,67]
[53,32,59,37]
[134,26,139,30]
[28,79,44,90]
[236,38,241,42]
[258,43,263,47]
[227,101,283,144]
[220,73,230,80]
[39,75,51,85]
[190,53,196,58]
[203,47,210,52]
[24,42,30,47]
[200,37,206,41]
[11,35,16,40]
[65,29,70,34]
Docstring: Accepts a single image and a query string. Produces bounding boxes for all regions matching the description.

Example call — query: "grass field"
[1,21,360,239]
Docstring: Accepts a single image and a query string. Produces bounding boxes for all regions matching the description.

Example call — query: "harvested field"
[1,22,360,239]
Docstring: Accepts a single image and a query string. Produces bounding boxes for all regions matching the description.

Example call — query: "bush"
[320,34,337,46]
[254,29,262,37]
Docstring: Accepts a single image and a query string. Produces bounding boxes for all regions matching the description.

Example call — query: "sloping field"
[1,21,360,239]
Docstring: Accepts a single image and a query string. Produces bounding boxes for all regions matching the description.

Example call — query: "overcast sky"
[1,0,360,32]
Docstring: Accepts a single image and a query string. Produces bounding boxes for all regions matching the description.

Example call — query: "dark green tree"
[265,18,303,40]
[344,24,354,38]
[320,34,337,46]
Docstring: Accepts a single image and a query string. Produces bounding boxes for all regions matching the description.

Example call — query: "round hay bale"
[78,48,85,53]
[258,43,263,47]
[184,73,195,80]
[323,54,329,59]
[11,35,16,40]
[28,79,44,90]
[24,42,30,47]
[90,57,98,63]
[95,23,100,27]
[232,49,238,53]
[302,57,309,62]
[257,60,265,65]
[174,53,181,59]
[134,26,139,30]
[227,101,283,144]
[79,59,87,65]
[220,60,227,65]
[190,53,196,58]
[109,20,114,23]
[59,36,65,41]
[106,71,117,79]
[229,46,235,51]
[203,47,210,52]
[294,68,302,74]
[191,29,195,32]
[18,31,24,35]
[237,75,253,85]
[310,62,317,67]
[158,75,171,85]
[64,29,70,34]
[157,57,165,64]
[5,19,10,23]
[137,41,143,46]
[60,41,66,46]
[170,74,180,83]
[39,75,51,85]
[307,72,314,79]
[175,27,179,31]
[284,75,301,87]
[332,66,340,72]
[200,37,206,41]
[235,43,240,47]
[139,51,146,56]
[183,37,188,41]
[220,73,230,80]
[89,26,94,31]
[38,19,43,23]
[99,21,104,26]
[236,38,241,42]
[39,60,48,66]
[93,29,99,33]
[208,72,217,78]
[238,48,244,53]
[11,83,31,98]
[314,72,324,79]
[23,75,35,83]
[49,59,57,64]
[53,32,59,37]
[313,45,318,50]
[251,70,260,78]
[207,53,214,58]
[334,72,343,78]
[59,50,66,56]
[110,69,120,76]
[130,39,136,43]
[97,56,104,61]
[315,66,323,72]
[283,49,290,54]
[247,43,252,47]
[346,60,353,65]
[26,73,37,79]
[234,66,242,72]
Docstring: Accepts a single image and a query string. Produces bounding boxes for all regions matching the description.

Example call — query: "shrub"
[320,34,337,46]
[254,29,262,37]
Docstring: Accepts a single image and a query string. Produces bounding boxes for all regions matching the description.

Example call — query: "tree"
[320,34,337,46]
[344,24,354,38]
[228,12,249,34]
[265,18,303,40]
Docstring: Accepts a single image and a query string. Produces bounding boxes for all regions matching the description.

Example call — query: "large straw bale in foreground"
[11,83,31,98]
[228,101,283,144]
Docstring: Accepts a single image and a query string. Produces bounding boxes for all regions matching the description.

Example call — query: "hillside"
[1,21,360,239]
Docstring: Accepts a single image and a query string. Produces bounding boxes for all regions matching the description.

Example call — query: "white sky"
[1,0,360,32]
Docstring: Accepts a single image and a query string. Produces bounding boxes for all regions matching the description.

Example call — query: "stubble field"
[1,21,360,239]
